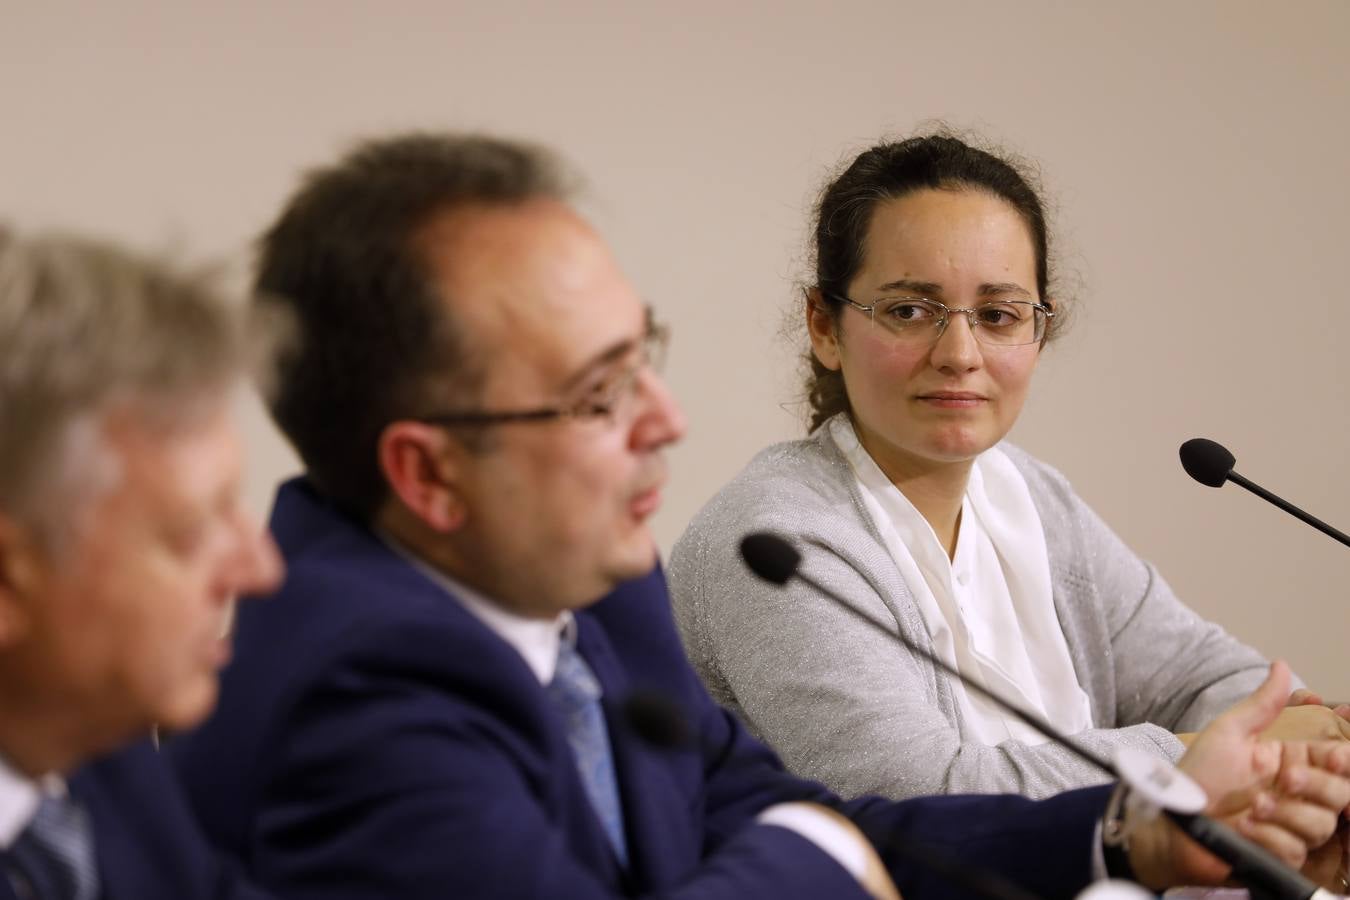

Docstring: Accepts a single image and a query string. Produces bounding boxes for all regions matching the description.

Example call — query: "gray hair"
[0,229,255,540]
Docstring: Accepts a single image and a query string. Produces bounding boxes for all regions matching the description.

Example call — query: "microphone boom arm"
[745,533,1333,900]
[1227,472,1350,548]
[792,569,1117,775]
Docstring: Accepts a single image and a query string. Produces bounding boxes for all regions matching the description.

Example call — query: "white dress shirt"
[828,421,1113,880]
[829,416,1093,746]
[0,754,65,850]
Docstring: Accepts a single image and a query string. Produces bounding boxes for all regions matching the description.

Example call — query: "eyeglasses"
[417,321,669,428]
[828,294,1053,347]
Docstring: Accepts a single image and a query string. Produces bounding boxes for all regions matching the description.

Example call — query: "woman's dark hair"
[805,133,1060,431]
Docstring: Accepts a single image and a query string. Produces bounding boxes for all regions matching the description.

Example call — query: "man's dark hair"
[804,132,1061,432]
[257,133,571,519]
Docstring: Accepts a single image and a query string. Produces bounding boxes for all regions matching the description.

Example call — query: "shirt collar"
[0,754,66,849]
[378,530,571,685]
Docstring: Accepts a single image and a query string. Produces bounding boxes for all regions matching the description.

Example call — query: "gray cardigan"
[668,424,1269,800]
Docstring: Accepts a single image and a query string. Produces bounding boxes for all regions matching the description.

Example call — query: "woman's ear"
[806,290,842,371]
[377,422,467,534]
[1037,296,1056,351]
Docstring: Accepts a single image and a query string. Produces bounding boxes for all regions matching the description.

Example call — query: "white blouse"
[829,416,1093,746]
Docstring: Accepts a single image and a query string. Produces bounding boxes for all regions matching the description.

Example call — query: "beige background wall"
[3,1,1347,695]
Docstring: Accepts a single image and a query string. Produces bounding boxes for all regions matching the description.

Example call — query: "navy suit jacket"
[0,741,267,900]
[171,478,1112,899]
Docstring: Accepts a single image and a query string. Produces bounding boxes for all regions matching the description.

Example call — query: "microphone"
[1179,438,1350,548]
[620,690,693,750]
[739,531,1336,900]
[619,691,1048,900]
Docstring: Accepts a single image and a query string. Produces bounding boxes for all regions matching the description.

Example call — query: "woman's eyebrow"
[874,278,942,295]
[977,282,1034,298]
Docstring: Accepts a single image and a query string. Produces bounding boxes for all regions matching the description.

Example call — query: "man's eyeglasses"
[828,294,1053,347]
[417,322,669,428]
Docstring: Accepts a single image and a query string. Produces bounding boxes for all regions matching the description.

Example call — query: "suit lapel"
[0,855,19,900]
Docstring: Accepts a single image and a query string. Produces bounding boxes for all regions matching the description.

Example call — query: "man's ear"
[0,515,39,647]
[805,290,842,371]
[377,422,468,534]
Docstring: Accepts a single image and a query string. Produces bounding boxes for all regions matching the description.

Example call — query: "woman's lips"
[917,391,986,409]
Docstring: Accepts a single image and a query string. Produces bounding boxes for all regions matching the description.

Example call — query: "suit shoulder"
[73,741,233,898]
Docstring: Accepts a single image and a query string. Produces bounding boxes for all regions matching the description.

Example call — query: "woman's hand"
[1299,820,1348,891]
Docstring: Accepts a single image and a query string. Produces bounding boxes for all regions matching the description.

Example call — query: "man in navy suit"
[0,231,283,898]
[171,134,1350,899]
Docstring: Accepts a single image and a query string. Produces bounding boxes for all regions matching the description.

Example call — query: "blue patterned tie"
[5,793,98,900]
[547,636,628,867]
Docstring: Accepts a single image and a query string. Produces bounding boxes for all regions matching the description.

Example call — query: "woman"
[668,133,1348,801]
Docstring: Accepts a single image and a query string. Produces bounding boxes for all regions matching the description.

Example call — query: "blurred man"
[0,231,282,898]
[172,135,1350,899]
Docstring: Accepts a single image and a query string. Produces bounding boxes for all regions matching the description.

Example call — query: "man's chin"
[154,679,220,735]
[563,534,660,610]
[601,535,660,585]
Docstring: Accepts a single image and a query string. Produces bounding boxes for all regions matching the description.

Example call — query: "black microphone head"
[739,532,801,585]
[1179,438,1235,488]
[620,690,693,749]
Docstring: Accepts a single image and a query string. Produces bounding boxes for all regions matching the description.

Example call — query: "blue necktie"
[547,637,628,867]
[5,793,98,900]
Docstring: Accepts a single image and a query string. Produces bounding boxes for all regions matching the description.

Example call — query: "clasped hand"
[1129,661,1350,891]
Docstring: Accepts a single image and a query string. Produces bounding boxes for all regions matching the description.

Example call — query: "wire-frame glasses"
[417,320,670,428]
[828,294,1052,346]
